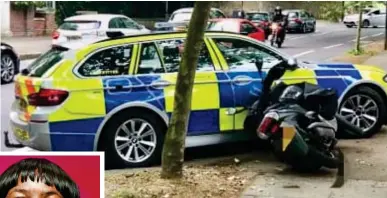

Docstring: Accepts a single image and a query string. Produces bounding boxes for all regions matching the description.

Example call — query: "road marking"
[371,33,383,37]
[323,43,344,49]
[293,50,315,58]
[289,35,307,40]
[351,36,370,42]
[315,31,331,36]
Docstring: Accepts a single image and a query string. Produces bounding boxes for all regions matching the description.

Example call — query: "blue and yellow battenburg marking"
[26,32,372,151]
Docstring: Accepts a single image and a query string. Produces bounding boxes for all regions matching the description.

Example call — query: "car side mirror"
[254,56,264,75]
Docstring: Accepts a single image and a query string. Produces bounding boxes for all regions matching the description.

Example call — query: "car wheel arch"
[1,49,17,63]
[338,81,387,124]
[94,102,169,151]
[338,81,387,105]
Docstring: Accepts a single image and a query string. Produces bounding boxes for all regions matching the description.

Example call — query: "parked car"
[8,31,387,168]
[155,7,226,31]
[52,14,150,45]
[1,42,20,84]
[282,9,316,33]
[207,18,265,42]
[343,8,386,28]
[245,11,273,39]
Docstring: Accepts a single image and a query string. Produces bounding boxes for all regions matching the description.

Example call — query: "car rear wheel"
[338,86,385,138]
[101,110,166,168]
[1,54,15,84]
[346,25,353,28]
[362,20,370,28]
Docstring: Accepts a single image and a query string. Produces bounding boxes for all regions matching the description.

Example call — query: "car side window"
[373,10,381,15]
[137,42,164,74]
[212,38,283,71]
[215,11,226,18]
[154,39,215,73]
[241,22,256,34]
[79,44,133,77]
[108,18,120,28]
[119,17,139,29]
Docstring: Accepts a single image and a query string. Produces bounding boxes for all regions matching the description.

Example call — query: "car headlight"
[383,74,387,83]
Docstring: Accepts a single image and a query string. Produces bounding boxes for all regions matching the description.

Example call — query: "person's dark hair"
[0,158,80,198]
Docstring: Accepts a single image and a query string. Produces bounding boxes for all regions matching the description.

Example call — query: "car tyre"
[101,110,166,168]
[1,53,15,84]
[346,25,353,28]
[301,24,307,33]
[338,86,386,138]
[362,20,370,28]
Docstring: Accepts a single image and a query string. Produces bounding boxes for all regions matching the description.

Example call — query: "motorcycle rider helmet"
[274,6,282,15]
[279,85,303,102]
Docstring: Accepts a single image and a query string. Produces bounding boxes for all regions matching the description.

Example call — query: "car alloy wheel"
[114,118,157,163]
[1,54,15,83]
[339,94,379,133]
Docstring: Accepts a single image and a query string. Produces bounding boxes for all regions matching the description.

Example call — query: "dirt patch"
[105,163,255,198]
[331,41,385,64]
[104,151,287,198]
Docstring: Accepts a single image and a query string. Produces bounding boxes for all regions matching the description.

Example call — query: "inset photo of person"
[0,152,104,198]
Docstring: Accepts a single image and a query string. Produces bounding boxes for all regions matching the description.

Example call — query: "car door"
[208,36,286,130]
[299,11,310,29]
[240,21,265,42]
[372,10,384,26]
[75,43,135,116]
[132,38,234,135]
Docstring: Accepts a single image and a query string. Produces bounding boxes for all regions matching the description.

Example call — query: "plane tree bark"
[160,1,212,179]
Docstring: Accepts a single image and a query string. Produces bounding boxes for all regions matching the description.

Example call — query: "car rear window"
[207,21,239,33]
[59,20,101,31]
[170,12,192,22]
[286,12,299,18]
[25,47,68,77]
[246,13,269,21]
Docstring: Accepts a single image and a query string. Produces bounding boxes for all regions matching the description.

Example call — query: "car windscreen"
[59,20,101,31]
[246,13,269,21]
[207,21,239,33]
[170,12,192,22]
[25,47,68,77]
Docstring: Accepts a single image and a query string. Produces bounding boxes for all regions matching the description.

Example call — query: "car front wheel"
[101,111,166,168]
[338,86,386,138]
[1,54,15,84]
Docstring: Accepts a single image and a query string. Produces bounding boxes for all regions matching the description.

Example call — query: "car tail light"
[28,88,69,106]
[52,30,60,39]
[293,18,302,24]
[257,112,280,139]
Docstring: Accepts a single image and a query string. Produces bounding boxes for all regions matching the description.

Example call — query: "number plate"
[14,127,30,141]
[67,36,81,41]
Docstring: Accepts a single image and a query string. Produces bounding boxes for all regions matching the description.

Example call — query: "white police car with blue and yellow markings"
[9,31,387,167]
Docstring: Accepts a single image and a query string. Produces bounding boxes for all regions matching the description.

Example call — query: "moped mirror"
[287,58,298,70]
[254,56,264,75]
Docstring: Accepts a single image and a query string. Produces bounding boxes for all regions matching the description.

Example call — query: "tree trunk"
[341,1,345,21]
[355,2,363,53]
[160,1,212,179]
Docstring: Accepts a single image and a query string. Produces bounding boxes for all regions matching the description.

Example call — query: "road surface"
[1,21,385,151]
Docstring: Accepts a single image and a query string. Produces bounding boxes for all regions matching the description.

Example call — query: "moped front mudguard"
[273,125,309,157]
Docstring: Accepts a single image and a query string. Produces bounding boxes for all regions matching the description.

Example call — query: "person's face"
[6,176,63,198]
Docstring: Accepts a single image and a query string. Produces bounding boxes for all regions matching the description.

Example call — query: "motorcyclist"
[271,6,287,40]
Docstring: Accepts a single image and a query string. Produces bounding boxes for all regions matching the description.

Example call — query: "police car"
[9,30,387,167]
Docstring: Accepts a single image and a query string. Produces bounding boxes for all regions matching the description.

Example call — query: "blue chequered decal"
[103,75,165,113]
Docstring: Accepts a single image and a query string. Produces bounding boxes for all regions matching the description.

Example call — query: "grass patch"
[331,41,385,64]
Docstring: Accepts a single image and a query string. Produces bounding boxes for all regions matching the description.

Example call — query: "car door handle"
[114,85,123,90]
[150,80,171,89]
[232,75,253,86]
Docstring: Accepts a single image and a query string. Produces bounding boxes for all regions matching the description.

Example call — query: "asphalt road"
[1,21,386,152]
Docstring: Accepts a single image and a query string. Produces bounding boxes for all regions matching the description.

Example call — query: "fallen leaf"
[234,158,240,164]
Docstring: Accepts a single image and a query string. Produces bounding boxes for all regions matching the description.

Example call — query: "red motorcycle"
[268,22,285,48]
